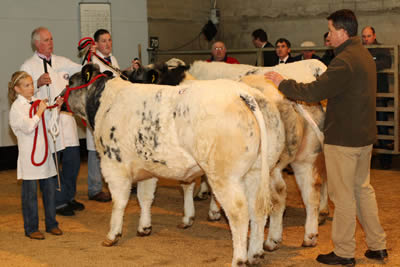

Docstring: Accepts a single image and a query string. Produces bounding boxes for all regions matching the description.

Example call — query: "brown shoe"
[46,227,63,236]
[89,191,112,202]
[27,231,45,240]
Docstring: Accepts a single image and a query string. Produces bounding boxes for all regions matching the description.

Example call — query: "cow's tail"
[239,93,271,215]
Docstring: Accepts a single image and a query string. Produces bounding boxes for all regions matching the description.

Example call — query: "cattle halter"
[63,73,106,114]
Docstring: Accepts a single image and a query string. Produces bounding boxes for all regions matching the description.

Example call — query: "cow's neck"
[86,78,109,129]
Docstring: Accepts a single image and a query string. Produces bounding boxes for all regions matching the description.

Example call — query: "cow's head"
[125,60,189,86]
[60,63,111,129]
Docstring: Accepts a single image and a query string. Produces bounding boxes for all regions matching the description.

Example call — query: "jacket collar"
[334,36,361,55]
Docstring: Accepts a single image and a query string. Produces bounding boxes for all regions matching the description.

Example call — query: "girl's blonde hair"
[8,71,31,104]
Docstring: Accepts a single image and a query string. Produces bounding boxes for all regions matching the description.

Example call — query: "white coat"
[9,95,57,180]
[86,51,120,151]
[21,53,82,151]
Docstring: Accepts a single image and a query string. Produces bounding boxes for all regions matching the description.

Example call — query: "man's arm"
[265,57,351,103]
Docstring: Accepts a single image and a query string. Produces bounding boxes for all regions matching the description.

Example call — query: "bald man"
[206,41,239,64]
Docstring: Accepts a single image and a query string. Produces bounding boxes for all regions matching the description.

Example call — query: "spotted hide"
[131,59,328,251]
[65,63,284,266]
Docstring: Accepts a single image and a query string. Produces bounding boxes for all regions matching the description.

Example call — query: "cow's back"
[94,78,264,182]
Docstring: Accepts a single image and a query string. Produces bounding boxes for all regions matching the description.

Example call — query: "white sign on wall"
[79,2,111,38]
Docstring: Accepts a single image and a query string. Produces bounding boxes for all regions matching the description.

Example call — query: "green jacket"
[279,36,377,147]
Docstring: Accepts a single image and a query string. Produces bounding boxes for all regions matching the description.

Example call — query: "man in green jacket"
[265,9,387,266]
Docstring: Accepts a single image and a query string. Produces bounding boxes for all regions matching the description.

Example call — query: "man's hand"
[264,71,284,87]
[37,73,52,88]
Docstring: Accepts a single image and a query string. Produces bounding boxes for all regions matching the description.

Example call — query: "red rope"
[64,73,106,113]
[29,100,58,166]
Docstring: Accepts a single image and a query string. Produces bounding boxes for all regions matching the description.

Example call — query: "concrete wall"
[0,0,148,147]
[147,0,400,64]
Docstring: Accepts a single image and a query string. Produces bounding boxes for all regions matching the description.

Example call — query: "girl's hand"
[36,99,48,117]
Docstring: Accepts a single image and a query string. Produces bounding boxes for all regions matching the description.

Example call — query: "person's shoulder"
[226,57,239,64]
[291,54,302,61]
[21,54,38,67]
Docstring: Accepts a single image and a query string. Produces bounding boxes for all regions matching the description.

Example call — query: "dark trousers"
[54,146,81,208]
[22,177,58,235]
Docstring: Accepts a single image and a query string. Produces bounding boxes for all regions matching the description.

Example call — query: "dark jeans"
[54,146,81,208]
[22,177,58,235]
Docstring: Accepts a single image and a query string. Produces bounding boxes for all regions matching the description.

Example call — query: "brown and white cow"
[64,64,285,266]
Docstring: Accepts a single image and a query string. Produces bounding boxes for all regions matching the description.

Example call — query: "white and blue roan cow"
[126,59,329,251]
[64,63,285,266]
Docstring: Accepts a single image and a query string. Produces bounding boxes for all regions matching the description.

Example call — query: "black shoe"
[56,205,75,216]
[68,200,85,211]
[316,251,355,266]
[89,191,112,202]
[365,249,388,260]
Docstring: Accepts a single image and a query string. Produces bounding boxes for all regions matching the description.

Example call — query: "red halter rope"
[29,101,58,166]
[78,37,128,79]
[63,73,107,113]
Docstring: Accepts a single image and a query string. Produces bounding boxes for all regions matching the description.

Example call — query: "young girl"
[8,71,63,239]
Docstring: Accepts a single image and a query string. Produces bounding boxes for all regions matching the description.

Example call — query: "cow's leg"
[178,182,195,229]
[264,166,287,251]
[319,177,329,225]
[208,194,222,221]
[315,153,329,225]
[291,160,320,247]
[209,178,249,267]
[102,171,132,246]
[245,168,269,264]
[137,178,158,236]
[194,175,210,201]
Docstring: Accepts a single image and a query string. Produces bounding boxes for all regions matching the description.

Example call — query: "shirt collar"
[96,50,112,59]
[280,55,289,63]
[36,51,52,61]
[16,94,37,104]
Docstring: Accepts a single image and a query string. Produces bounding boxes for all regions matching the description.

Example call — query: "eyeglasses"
[213,47,225,51]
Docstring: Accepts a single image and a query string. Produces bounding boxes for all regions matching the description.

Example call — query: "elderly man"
[265,9,387,265]
[21,27,84,216]
[293,41,322,61]
[251,28,277,66]
[273,38,296,65]
[206,41,239,64]
[362,26,393,169]
[84,29,119,202]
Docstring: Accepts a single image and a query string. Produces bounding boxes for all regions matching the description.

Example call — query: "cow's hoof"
[102,233,121,247]
[178,217,194,229]
[137,226,152,237]
[318,211,329,225]
[263,239,281,251]
[234,259,247,267]
[207,211,221,221]
[248,253,264,265]
[302,234,318,247]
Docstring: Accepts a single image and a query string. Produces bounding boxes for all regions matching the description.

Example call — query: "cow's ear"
[81,64,94,83]
[147,69,159,84]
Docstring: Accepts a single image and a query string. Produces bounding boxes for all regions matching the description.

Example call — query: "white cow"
[65,64,285,266]
[128,59,329,251]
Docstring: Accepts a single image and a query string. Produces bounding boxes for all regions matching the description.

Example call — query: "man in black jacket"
[266,9,388,266]
[274,38,296,65]
[251,29,277,66]
[362,26,393,169]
